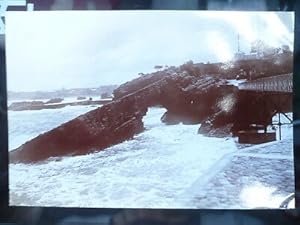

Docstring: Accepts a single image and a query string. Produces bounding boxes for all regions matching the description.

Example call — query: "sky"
[5,11,294,92]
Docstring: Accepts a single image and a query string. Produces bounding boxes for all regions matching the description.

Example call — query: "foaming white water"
[8,105,100,150]
[9,107,238,208]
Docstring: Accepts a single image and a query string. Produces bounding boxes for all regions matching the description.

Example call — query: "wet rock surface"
[45,98,64,104]
[10,97,147,163]
[9,101,45,111]
[9,63,292,163]
[114,69,236,127]
[198,123,233,138]
[10,67,231,163]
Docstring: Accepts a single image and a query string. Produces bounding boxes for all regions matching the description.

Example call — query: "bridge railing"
[238,73,293,93]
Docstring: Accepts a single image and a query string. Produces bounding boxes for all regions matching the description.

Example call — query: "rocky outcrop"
[114,70,235,126]
[8,101,45,111]
[231,91,292,135]
[10,96,147,163]
[45,98,64,104]
[9,63,292,163]
[10,67,233,163]
[198,122,233,138]
[198,89,292,137]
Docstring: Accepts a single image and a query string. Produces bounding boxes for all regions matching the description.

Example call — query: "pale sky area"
[5,11,294,92]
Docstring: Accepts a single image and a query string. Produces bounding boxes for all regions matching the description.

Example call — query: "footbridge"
[238,73,293,93]
[236,73,292,143]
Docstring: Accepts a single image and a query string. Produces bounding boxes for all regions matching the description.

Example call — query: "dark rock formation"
[9,62,292,163]
[198,90,292,137]
[10,96,147,163]
[10,67,232,163]
[198,122,233,138]
[45,98,64,104]
[114,69,234,126]
[8,101,44,111]
[113,70,168,99]
[231,91,292,135]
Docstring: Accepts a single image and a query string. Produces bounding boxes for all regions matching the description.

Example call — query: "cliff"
[9,63,292,163]
[10,67,234,163]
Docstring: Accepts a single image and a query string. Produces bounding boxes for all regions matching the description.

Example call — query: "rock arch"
[10,71,234,164]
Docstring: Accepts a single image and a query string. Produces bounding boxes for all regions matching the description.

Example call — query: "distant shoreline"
[8,99,112,111]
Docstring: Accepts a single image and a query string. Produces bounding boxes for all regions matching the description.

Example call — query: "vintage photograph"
[6,11,294,209]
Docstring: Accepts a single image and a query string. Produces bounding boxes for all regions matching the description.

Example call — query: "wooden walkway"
[238,73,292,93]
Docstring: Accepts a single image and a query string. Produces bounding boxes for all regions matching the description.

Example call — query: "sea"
[8,99,293,208]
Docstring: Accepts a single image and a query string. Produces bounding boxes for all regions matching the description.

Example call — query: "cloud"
[5,11,294,92]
